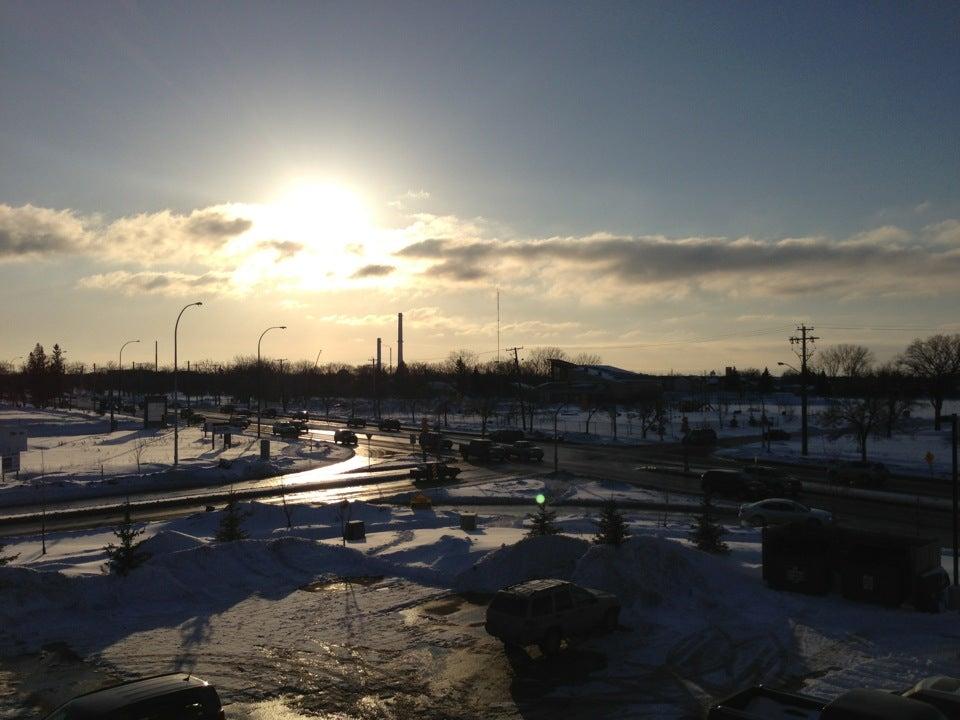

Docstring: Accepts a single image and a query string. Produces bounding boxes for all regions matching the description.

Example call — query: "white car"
[739,498,832,528]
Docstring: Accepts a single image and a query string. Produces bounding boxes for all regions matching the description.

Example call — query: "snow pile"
[453,534,590,593]
[572,534,729,612]
[138,529,205,557]
[376,534,477,581]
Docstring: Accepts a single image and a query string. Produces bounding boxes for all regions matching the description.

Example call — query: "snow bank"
[453,534,590,593]
[139,529,205,557]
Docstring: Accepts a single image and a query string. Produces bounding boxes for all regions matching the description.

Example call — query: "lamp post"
[112,339,140,431]
[951,414,958,604]
[777,361,807,455]
[173,302,203,467]
[553,402,567,473]
[257,325,287,438]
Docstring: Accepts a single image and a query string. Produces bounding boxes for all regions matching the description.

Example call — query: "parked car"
[234,408,253,417]
[530,429,563,442]
[272,421,304,438]
[484,579,620,655]
[740,465,802,497]
[334,429,358,445]
[410,461,461,482]
[378,418,402,431]
[261,408,278,418]
[43,673,224,720]
[290,409,311,422]
[708,685,948,720]
[682,428,718,446]
[346,417,367,428]
[510,440,544,462]
[739,498,832,527]
[827,460,890,489]
[489,429,525,443]
[459,438,508,462]
[701,469,760,500]
[227,415,250,429]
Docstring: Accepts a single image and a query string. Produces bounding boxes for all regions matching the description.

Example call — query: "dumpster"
[343,520,365,542]
[460,513,477,531]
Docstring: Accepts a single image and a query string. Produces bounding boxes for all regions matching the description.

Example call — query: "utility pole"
[369,357,377,418]
[506,346,525,431]
[154,340,158,372]
[789,325,818,456]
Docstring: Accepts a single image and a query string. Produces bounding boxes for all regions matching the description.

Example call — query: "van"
[44,674,224,720]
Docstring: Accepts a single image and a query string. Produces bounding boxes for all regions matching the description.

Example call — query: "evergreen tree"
[49,344,66,407]
[26,343,49,407]
[594,500,628,546]
[526,499,558,537]
[104,503,150,576]
[690,492,728,554]
[215,498,250,542]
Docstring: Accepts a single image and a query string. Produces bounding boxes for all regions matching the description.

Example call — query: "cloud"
[351,264,395,279]
[394,222,960,300]
[77,270,233,296]
[258,240,304,260]
[0,204,89,259]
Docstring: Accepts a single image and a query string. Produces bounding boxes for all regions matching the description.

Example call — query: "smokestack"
[397,312,404,369]
[376,338,382,373]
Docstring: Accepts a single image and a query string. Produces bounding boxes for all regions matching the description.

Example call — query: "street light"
[112,339,140,431]
[173,302,203,467]
[777,360,808,455]
[257,325,287,438]
[553,402,567,472]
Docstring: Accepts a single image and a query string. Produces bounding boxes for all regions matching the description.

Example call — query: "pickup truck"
[419,431,453,452]
[459,438,508,462]
[509,440,544,462]
[708,684,950,720]
[410,462,461,482]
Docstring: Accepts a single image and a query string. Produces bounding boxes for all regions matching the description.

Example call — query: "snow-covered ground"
[0,407,351,507]
[1,497,957,719]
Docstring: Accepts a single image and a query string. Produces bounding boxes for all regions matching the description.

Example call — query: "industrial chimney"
[376,337,382,374]
[397,312,404,370]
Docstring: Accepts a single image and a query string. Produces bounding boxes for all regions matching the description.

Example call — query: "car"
[489,429,525,443]
[484,579,620,655]
[261,408,278,418]
[740,465,802,497]
[701,469,761,500]
[510,440,544,461]
[334,429,358,445]
[346,417,367,428]
[378,418,402,431]
[766,428,791,441]
[219,404,235,414]
[682,428,718,446]
[227,414,250,429]
[529,429,563,442]
[826,460,890,489]
[233,408,253,417]
[459,438,508,462]
[290,409,311,422]
[409,461,461,482]
[43,673,224,720]
[272,421,304,437]
[419,431,453,452]
[739,498,832,527]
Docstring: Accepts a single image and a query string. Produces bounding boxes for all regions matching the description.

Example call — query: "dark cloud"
[0,204,87,259]
[426,262,489,281]
[351,264,395,278]
[186,213,253,239]
[258,240,304,259]
[77,270,233,296]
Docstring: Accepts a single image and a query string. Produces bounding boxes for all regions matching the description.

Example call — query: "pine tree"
[690,492,728,554]
[104,503,150,576]
[594,500,628,546]
[526,500,558,537]
[26,343,49,408]
[49,344,66,407]
[215,498,250,542]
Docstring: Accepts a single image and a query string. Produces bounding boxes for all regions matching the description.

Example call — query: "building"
[538,359,662,406]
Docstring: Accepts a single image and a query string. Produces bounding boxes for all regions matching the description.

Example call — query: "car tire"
[538,628,562,656]
[750,515,766,527]
[603,608,619,632]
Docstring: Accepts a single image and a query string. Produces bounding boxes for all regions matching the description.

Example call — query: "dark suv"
[44,674,224,720]
[701,469,760,500]
[485,579,620,655]
[378,418,402,431]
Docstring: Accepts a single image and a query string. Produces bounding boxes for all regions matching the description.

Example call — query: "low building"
[539,360,662,406]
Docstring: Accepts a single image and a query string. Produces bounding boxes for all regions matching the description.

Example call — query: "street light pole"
[113,339,140,431]
[553,402,567,473]
[257,326,287,438]
[952,414,958,595]
[173,302,203,467]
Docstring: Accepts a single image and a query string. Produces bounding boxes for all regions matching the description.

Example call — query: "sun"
[271,181,373,249]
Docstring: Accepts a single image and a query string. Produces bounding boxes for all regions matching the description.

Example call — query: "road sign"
[0,428,27,455]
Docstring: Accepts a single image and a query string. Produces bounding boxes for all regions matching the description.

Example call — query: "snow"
[2,497,959,717]
[0,406,351,507]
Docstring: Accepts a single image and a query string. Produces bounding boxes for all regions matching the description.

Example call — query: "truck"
[419,431,453,452]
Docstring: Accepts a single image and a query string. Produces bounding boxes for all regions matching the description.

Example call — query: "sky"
[1,1,958,373]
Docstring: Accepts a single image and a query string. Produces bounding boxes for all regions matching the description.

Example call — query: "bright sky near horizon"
[1,2,958,372]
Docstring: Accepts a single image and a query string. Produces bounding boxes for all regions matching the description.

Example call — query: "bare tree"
[821,396,888,461]
[523,347,568,378]
[874,363,915,438]
[571,352,602,366]
[816,344,874,378]
[899,334,960,431]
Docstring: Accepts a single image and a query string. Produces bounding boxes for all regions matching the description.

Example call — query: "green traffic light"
[535,493,546,505]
